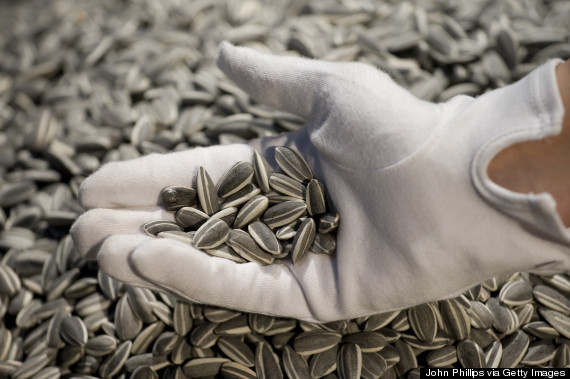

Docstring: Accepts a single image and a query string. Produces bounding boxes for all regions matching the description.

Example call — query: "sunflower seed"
[533,284,570,314]
[469,301,494,329]
[291,218,316,265]
[538,308,570,338]
[294,330,342,356]
[439,298,470,340]
[217,162,254,198]
[174,207,209,229]
[218,336,255,367]
[171,337,193,365]
[190,321,219,348]
[484,340,503,368]
[515,303,534,327]
[360,352,388,378]
[124,353,170,373]
[131,321,165,356]
[247,221,281,255]
[205,245,247,263]
[275,221,298,240]
[337,343,362,379]
[282,345,310,379]
[203,308,240,325]
[131,366,159,379]
[407,303,438,344]
[215,315,252,336]
[499,330,530,368]
[520,340,557,365]
[426,345,457,367]
[144,220,182,236]
[362,311,400,331]
[394,339,417,373]
[310,345,338,378]
[0,263,21,296]
[183,356,232,377]
[342,332,387,353]
[0,181,37,208]
[60,315,88,347]
[317,213,340,233]
[262,200,307,229]
[85,334,117,357]
[305,179,327,216]
[115,293,143,341]
[11,352,50,379]
[153,331,179,355]
[456,339,485,368]
[220,361,257,379]
[157,230,194,245]
[234,195,269,229]
[226,229,274,265]
[311,232,336,256]
[522,321,559,339]
[75,293,110,317]
[542,274,570,295]
[193,218,230,249]
[255,342,283,379]
[161,186,197,211]
[498,280,533,306]
[211,207,238,227]
[197,166,220,215]
[269,173,306,199]
[552,343,570,368]
[221,184,261,209]
[0,329,12,361]
[98,340,132,378]
[487,297,519,334]
[172,301,192,336]
[253,151,273,193]
[274,147,313,183]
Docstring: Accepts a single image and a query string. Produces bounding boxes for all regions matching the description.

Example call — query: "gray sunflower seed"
[291,218,316,265]
[221,184,261,209]
[203,307,241,323]
[457,339,485,368]
[173,301,193,336]
[234,195,269,229]
[400,331,451,350]
[394,339,417,373]
[144,220,182,236]
[157,230,194,245]
[11,352,50,379]
[487,297,518,334]
[363,311,400,331]
[274,146,313,183]
[361,352,387,379]
[85,334,117,357]
[484,340,503,368]
[174,207,209,229]
[520,340,557,365]
[215,315,252,336]
[309,345,338,378]
[263,200,307,228]
[131,366,159,379]
[311,232,336,255]
[294,330,342,356]
[190,322,219,348]
[0,181,37,208]
[218,336,255,367]
[32,367,61,379]
[255,342,283,379]
[97,270,122,301]
[217,162,254,198]
[269,173,306,199]
[0,263,21,296]
[124,353,170,373]
[98,340,132,378]
[153,331,180,355]
[342,332,387,353]
[542,274,570,295]
[522,321,559,339]
[193,218,230,249]
[533,284,570,314]
[337,343,362,379]
[161,185,197,211]
[75,293,110,317]
[248,221,281,255]
[248,313,275,334]
[131,322,165,356]
[538,308,570,338]
[220,361,257,379]
[498,280,533,306]
[390,311,410,331]
[0,329,12,361]
[60,315,88,347]
[271,332,296,350]
[151,300,173,326]
[499,330,530,368]
[205,245,247,263]
[306,179,327,216]
[426,346,457,367]
[408,303,438,344]
[211,207,238,227]
[439,298,470,340]
[317,213,340,233]
[469,301,494,329]
[197,166,220,216]
[514,303,534,327]
[171,338,193,365]
[253,151,273,193]
[552,343,570,368]
[227,229,274,265]
[282,345,310,379]
[375,345,399,368]
[63,277,98,299]
[275,221,298,240]
[115,293,143,341]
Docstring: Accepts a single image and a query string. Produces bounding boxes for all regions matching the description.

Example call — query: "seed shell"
[274,146,313,182]
[337,343,362,379]
[282,345,310,379]
[211,207,238,227]
[310,345,338,378]
[255,342,283,379]
[499,330,530,368]
[498,280,533,306]
[522,321,559,339]
[469,301,494,329]
[197,166,220,215]
[275,222,298,240]
[263,200,307,228]
[291,218,316,265]
[60,315,88,347]
[220,361,257,379]
[394,339,417,373]
[157,230,194,245]
[226,229,274,265]
[538,308,570,338]
[361,352,388,378]
[248,221,281,255]
[173,301,193,336]
[408,303,438,344]
[99,340,132,378]
[317,213,340,233]
[205,245,247,263]
[533,284,570,314]
[174,207,209,229]
[457,339,485,368]
[294,330,342,356]
[269,173,306,199]
[0,264,21,297]
[520,341,557,365]
[218,336,255,367]
[162,185,197,211]
[183,357,230,377]
[253,150,273,193]
[193,218,230,249]
[487,297,519,334]
[306,179,327,216]
[311,232,336,255]
[484,340,503,368]
[552,344,570,368]
[234,195,269,229]
[426,346,457,367]
[439,298,470,340]
[217,162,255,198]
[86,334,118,357]
[190,321,219,348]
[342,332,387,353]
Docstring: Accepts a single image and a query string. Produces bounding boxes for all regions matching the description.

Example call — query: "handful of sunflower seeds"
[143,147,339,265]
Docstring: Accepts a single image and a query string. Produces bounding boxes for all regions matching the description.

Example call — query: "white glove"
[71,42,569,323]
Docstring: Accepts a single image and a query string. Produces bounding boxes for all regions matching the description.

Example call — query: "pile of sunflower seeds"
[1,0,570,377]
[144,147,339,265]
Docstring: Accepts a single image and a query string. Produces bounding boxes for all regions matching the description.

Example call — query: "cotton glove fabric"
[71,42,570,323]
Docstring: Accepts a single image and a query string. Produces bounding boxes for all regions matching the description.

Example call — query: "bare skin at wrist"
[488,59,570,227]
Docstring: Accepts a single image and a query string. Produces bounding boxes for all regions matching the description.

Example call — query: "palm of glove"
[72,42,557,322]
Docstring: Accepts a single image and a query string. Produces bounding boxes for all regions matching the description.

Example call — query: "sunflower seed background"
[1,0,570,377]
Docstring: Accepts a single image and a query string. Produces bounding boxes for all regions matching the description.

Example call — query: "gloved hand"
[71,42,569,323]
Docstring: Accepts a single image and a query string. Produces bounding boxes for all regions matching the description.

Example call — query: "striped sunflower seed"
[317,213,340,233]
[469,301,494,329]
[171,338,193,365]
[272,332,296,350]
[173,301,192,336]
[538,308,570,338]
[457,339,485,368]
[253,150,273,193]
[342,332,387,353]
[282,345,310,379]
[157,230,194,245]
[552,343,570,368]
[234,195,269,229]
[190,322,219,348]
[337,343,362,379]
[131,321,165,355]
[193,218,230,249]
[363,311,400,331]
[426,346,457,367]
[205,245,247,263]
[520,341,557,365]
[174,207,209,229]
[487,297,519,334]
[533,284,570,314]
[115,293,143,341]
[99,340,132,378]
[183,357,230,378]
[294,330,342,356]
[0,263,21,296]
[215,315,252,336]
[269,173,306,199]
[218,336,255,367]
[275,221,298,240]
[217,162,254,198]
[248,221,281,255]
[400,331,451,350]
[124,353,170,373]
[211,207,238,227]
[197,166,220,215]
[514,303,534,327]
[306,179,327,216]
[220,361,257,379]
[291,217,316,265]
[152,331,180,355]
[11,352,50,379]
[439,298,470,340]
[131,366,159,379]
[60,315,88,347]
[499,330,530,368]
[498,280,533,306]
[161,185,197,211]
[309,345,338,378]
[263,200,307,228]
[274,146,313,183]
[542,274,570,295]
[522,321,559,339]
[394,339,417,373]
[221,184,261,209]
[248,313,275,334]
[85,334,117,357]
[361,352,388,379]
[484,340,503,368]
[0,329,12,361]
[33,367,61,379]
[144,220,182,236]
[408,303,438,344]
[255,342,283,379]
[226,229,274,265]
[311,232,336,255]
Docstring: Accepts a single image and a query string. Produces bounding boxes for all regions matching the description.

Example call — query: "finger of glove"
[79,144,254,210]
[70,207,172,260]
[97,234,166,293]
[129,237,319,321]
